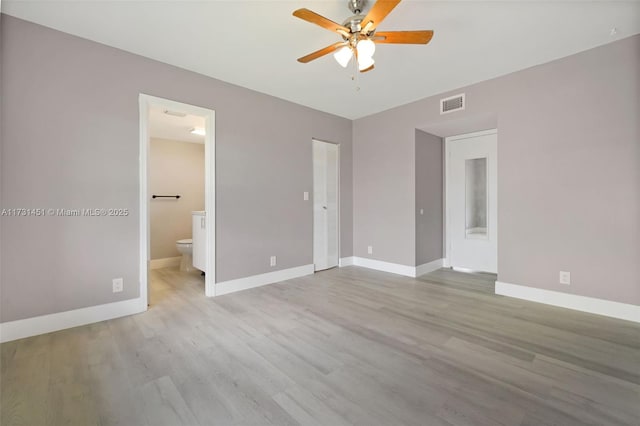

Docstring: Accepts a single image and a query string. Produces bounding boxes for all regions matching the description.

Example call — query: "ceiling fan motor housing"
[342,15,366,36]
[348,0,367,15]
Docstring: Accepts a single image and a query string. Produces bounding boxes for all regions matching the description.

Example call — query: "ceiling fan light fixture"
[356,38,376,58]
[293,0,434,73]
[357,54,375,71]
[333,46,353,67]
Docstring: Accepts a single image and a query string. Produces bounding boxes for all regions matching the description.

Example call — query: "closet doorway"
[139,94,216,303]
[312,139,339,271]
[445,129,497,273]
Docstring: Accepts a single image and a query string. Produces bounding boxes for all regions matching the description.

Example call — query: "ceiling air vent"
[440,93,465,114]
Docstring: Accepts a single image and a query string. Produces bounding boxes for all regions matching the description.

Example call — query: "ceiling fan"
[293,0,434,73]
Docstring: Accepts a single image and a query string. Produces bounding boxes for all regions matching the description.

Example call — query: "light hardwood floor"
[1,266,639,426]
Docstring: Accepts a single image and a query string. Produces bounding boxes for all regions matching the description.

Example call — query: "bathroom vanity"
[192,211,206,272]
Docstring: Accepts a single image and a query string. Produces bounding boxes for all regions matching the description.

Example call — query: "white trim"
[495,281,640,323]
[138,97,150,306]
[452,266,494,274]
[415,258,445,277]
[349,257,444,278]
[149,256,181,269]
[444,134,451,268]
[0,298,147,343]
[215,264,314,296]
[339,256,354,267]
[203,106,216,297]
[139,94,216,301]
[442,142,447,267]
[352,257,415,277]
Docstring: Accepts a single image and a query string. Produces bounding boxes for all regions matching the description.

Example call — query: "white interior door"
[446,130,497,273]
[313,140,339,271]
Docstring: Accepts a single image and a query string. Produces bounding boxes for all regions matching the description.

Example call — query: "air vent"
[440,93,465,114]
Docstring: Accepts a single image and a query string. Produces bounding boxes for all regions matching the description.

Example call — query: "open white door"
[313,140,339,271]
[446,130,497,273]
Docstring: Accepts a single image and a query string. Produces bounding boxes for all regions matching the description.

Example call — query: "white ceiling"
[149,106,205,144]
[3,1,640,119]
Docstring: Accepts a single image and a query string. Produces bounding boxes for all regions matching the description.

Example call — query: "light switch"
[303,191,309,201]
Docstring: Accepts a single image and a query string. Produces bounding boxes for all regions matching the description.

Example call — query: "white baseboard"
[150,256,181,269]
[215,264,314,296]
[415,258,445,277]
[351,257,415,277]
[0,297,147,343]
[495,281,640,323]
[348,257,445,278]
[339,256,354,267]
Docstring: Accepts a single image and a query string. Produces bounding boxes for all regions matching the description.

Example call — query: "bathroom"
[148,106,206,296]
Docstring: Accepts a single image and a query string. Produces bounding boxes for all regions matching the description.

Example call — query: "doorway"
[313,139,339,271]
[445,129,497,273]
[139,94,216,303]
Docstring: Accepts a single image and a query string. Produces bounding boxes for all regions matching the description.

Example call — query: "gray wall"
[0,15,353,322]
[354,34,640,305]
[415,130,443,266]
[149,138,204,260]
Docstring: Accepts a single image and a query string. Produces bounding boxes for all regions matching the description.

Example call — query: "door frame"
[139,94,216,301]
[312,138,341,270]
[444,128,497,270]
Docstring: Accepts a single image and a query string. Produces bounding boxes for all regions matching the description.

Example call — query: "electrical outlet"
[367,246,373,255]
[303,191,309,201]
[420,209,424,215]
[559,271,571,285]
[112,278,123,293]
[270,256,277,267]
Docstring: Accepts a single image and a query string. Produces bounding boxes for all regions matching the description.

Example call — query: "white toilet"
[176,238,194,272]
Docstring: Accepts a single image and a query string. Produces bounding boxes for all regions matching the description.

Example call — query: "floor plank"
[1,266,639,426]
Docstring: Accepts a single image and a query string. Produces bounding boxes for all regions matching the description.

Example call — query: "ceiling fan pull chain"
[351,51,361,91]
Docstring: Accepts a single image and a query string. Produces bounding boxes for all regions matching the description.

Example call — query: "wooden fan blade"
[361,0,402,32]
[374,30,434,44]
[293,8,350,34]
[297,42,347,63]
